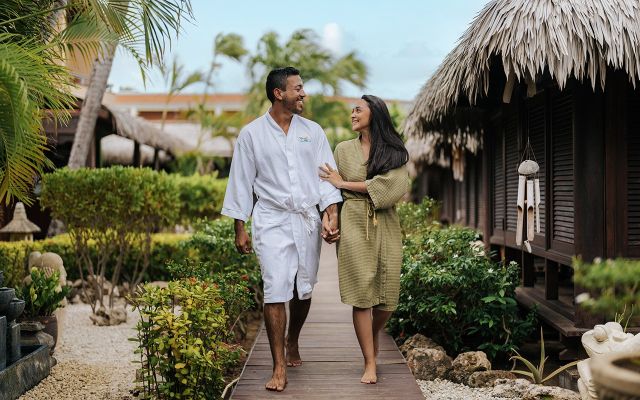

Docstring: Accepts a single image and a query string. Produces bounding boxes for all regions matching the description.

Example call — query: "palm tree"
[0,0,193,203]
[245,29,368,117]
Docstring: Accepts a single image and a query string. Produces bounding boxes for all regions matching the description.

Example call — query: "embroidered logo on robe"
[297,135,311,143]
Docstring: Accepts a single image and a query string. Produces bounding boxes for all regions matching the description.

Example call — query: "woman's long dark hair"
[362,95,409,179]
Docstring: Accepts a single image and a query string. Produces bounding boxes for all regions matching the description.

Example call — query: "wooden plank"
[231,243,423,399]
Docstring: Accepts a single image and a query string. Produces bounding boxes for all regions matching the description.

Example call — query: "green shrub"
[131,273,252,399]
[574,257,640,319]
[186,218,262,307]
[0,242,32,288]
[19,268,70,317]
[397,198,440,236]
[171,174,228,224]
[388,225,535,359]
[41,167,180,312]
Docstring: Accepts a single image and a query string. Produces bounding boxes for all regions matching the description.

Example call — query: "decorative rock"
[522,384,581,400]
[518,159,539,175]
[492,378,535,398]
[492,378,581,400]
[468,370,517,387]
[406,347,453,380]
[89,306,127,326]
[399,333,444,356]
[448,351,492,384]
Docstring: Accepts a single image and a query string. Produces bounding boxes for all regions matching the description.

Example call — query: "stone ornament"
[577,322,640,400]
[0,202,40,241]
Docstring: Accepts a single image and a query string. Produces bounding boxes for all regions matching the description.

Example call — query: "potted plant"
[18,268,70,351]
[573,257,640,399]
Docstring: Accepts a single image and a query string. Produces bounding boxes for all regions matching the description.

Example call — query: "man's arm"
[235,219,252,254]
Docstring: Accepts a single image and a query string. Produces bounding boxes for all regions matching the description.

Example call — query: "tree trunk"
[67,44,116,169]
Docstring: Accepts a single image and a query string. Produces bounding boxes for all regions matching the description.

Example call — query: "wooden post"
[153,148,160,171]
[521,251,535,287]
[573,81,605,328]
[544,259,559,300]
[133,140,141,167]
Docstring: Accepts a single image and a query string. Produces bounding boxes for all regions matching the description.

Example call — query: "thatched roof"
[100,135,171,165]
[0,203,40,234]
[105,106,191,153]
[405,0,640,137]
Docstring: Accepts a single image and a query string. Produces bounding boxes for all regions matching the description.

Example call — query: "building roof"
[0,203,40,234]
[405,0,640,138]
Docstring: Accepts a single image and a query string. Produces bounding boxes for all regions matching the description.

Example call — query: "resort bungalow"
[405,0,640,351]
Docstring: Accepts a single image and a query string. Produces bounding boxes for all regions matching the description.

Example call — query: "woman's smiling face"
[351,99,371,132]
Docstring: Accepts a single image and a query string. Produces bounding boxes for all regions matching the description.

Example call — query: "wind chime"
[516,138,541,253]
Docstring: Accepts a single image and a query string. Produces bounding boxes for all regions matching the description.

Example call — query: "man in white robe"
[222,67,342,392]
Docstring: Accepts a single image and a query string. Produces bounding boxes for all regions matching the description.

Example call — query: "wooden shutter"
[628,93,640,246]
[493,128,505,232]
[505,112,520,232]
[551,92,574,244]
[528,98,546,235]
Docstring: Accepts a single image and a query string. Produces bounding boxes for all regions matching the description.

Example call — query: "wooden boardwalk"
[232,243,424,400]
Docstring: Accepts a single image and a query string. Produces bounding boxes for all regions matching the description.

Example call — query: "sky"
[108,0,489,102]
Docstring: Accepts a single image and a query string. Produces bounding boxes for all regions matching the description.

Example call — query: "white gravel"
[419,379,514,400]
[19,302,139,400]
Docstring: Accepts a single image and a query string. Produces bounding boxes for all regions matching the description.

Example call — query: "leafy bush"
[388,224,535,359]
[130,273,252,399]
[574,257,640,319]
[41,167,180,312]
[0,242,32,288]
[396,198,440,236]
[19,268,70,317]
[186,218,262,306]
[171,174,228,224]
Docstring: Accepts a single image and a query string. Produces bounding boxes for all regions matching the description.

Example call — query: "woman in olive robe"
[319,94,409,384]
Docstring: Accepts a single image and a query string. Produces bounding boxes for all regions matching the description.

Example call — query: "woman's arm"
[319,163,368,193]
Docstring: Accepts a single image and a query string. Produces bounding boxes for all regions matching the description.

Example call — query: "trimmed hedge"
[171,174,227,224]
[0,233,194,288]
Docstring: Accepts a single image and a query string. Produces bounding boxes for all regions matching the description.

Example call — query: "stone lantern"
[0,202,40,241]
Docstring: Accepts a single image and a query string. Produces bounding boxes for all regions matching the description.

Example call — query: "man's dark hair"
[265,67,300,103]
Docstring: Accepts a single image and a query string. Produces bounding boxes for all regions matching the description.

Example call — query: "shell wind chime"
[516,138,541,253]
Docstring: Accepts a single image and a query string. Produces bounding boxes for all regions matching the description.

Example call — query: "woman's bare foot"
[286,338,303,367]
[265,365,287,391]
[361,361,377,384]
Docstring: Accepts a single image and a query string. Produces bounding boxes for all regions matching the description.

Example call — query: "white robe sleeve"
[317,128,343,211]
[222,135,256,222]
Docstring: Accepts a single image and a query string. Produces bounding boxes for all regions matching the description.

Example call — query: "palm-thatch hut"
[406,0,640,344]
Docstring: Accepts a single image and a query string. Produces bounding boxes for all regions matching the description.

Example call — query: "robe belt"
[258,200,319,235]
[345,198,378,240]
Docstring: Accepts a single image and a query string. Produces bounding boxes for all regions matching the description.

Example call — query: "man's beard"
[283,96,303,114]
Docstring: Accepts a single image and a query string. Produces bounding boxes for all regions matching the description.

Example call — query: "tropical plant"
[66,0,194,169]
[130,273,252,399]
[510,328,580,384]
[387,223,536,359]
[0,0,193,202]
[244,29,367,116]
[573,257,640,319]
[20,268,70,318]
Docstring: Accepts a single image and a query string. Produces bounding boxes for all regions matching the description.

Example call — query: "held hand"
[319,163,344,189]
[235,229,253,254]
[321,210,340,244]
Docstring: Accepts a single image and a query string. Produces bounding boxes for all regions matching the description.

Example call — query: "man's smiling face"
[279,75,306,114]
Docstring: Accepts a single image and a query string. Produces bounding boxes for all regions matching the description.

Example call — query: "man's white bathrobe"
[222,111,342,303]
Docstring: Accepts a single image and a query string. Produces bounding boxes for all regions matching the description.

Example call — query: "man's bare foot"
[286,338,303,367]
[265,365,287,391]
[361,362,377,384]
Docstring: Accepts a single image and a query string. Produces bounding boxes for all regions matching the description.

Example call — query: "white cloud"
[322,22,342,54]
